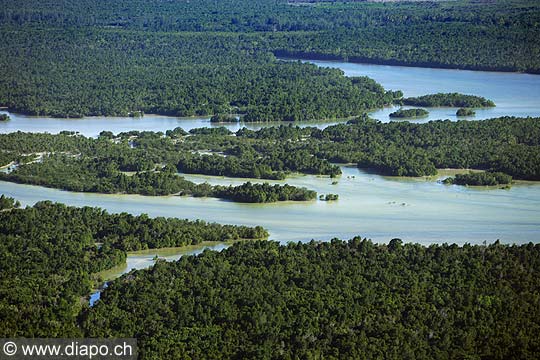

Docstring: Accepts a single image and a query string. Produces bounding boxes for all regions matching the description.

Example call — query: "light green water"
[2,166,539,246]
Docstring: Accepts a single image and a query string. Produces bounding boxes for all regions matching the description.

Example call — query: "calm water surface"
[2,166,538,246]
[308,60,540,122]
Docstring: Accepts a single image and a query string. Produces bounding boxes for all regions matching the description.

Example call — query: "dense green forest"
[2,0,539,71]
[0,28,397,119]
[214,182,316,203]
[0,132,317,202]
[0,194,20,209]
[81,239,540,359]
[0,199,266,337]
[389,108,429,118]
[443,172,513,186]
[0,0,539,117]
[1,117,539,190]
[456,108,475,117]
[402,93,495,108]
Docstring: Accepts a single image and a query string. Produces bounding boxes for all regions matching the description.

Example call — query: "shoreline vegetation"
[0,117,538,198]
[274,51,540,75]
[0,197,268,337]
[389,108,429,118]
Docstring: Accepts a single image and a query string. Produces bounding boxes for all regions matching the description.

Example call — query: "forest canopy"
[81,238,540,359]
[402,93,495,108]
[0,0,538,118]
[0,199,267,337]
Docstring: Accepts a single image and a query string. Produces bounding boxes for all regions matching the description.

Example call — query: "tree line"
[0,198,267,337]
[0,131,318,203]
[81,238,540,359]
[2,117,539,193]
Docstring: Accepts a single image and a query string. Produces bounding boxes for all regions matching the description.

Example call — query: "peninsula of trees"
[0,198,267,337]
[443,172,513,186]
[402,93,496,108]
[0,131,317,203]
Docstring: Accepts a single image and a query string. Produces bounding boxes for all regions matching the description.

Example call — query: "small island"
[443,171,512,186]
[456,108,476,117]
[402,93,495,108]
[0,114,10,121]
[210,114,238,123]
[319,193,339,201]
[389,108,429,118]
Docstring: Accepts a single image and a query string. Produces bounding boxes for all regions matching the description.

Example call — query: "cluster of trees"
[389,108,429,118]
[0,194,20,209]
[456,108,475,117]
[443,172,513,186]
[0,199,266,337]
[214,182,316,203]
[81,238,540,359]
[210,114,238,123]
[319,193,338,201]
[402,93,495,108]
[0,114,9,121]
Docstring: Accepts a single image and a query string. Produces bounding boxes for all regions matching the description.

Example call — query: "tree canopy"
[82,238,540,359]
